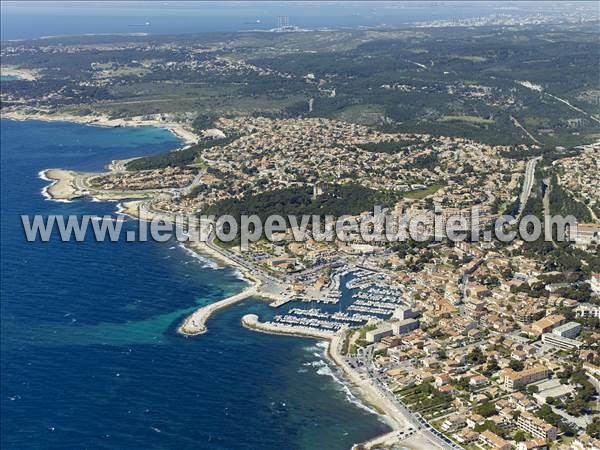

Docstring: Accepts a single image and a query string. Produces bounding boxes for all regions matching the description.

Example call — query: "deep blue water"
[0,119,389,449]
[0,1,562,40]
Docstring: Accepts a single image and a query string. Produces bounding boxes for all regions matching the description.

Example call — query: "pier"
[241,314,336,339]
[179,283,260,335]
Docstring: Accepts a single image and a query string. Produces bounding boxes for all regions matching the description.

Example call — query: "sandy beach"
[240,315,401,424]
[239,314,448,449]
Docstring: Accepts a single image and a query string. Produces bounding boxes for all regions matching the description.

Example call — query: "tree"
[514,430,527,442]
[467,347,486,365]
[476,402,497,418]
[527,384,539,394]
[587,416,600,439]
[509,359,524,372]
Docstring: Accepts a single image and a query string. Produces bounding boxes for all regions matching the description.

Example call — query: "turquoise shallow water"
[0,119,389,449]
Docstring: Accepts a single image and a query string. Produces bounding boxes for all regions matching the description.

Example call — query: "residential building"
[516,411,558,441]
[500,365,549,390]
[531,314,566,335]
[575,303,600,319]
[366,323,393,343]
[541,333,583,350]
[479,430,511,450]
[454,430,479,444]
[380,335,403,348]
[441,415,466,432]
[591,273,600,295]
[392,306,416,320]
[552,321,581,339]
[516,439,548,450]
[392,318,419,335]
[452,317,477,334]
[574,223,600,249]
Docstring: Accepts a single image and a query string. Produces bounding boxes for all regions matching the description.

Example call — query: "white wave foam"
[231,268,247,281]
[315,341,329,350]
[90,216,120,223]
[303,360,326,368]
[316,364,334,377]
[303,344,320,353]
[305,343,379,416]
[39,169,73,203]
[38,170,51,182]
[178,242,220,270]
[317,362,379,415]
[338,378,379,415]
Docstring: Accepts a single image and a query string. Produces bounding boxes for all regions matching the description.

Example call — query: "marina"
[265,270,411,334]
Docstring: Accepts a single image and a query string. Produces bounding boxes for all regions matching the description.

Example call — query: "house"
[414,370,434,384]
[517,439,548,450]
[479,430,511,450]
[439,384,456,395]
[531,314,566,335]
[511,350,528,362]
[454,430,479,444]
[466,414,485,429]
[469,374,488,388]
[441,415,466,432]
[509,392,539,412]
[434,373,451,388]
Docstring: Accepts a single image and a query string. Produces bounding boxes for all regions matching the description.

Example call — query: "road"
[510,115,540,144]
[349,344,462,450]
[515,156,542,221]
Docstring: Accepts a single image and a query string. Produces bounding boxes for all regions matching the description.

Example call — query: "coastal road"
[342,342,459,450]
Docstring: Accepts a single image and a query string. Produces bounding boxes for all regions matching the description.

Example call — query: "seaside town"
[2,11,600,450]
[34,115,600,450]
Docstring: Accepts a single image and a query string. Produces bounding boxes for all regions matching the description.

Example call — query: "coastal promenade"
[36,118,456,450]
[241,314,454,450]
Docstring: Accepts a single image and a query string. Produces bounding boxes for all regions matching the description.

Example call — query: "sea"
[0,119,390,449]
[0,1,564,41]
